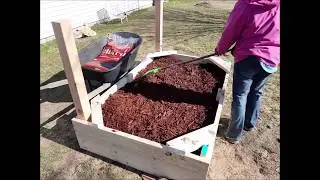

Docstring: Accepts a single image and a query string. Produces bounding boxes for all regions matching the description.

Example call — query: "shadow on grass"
[40,71,73,104]
[40,110,160,179]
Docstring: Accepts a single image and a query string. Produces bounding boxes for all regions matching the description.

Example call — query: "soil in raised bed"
[102,55,225,144]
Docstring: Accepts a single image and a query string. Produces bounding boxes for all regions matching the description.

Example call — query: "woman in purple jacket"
[214,0,280,144]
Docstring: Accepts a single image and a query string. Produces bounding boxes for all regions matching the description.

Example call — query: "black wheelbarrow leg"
[84,78,93,92]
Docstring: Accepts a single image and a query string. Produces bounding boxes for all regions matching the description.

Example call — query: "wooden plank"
[166,124,215,160]
[171,53,231,73]
[146,50,177,58]
[90,95,104,127]
[208,56,231,73]
[171,53,204,63]
[205,73,230,162]
[88,83,111,100]
[52,20,91,121]
[40,80,111,100]
[204,103,222,161]
[72,118,209,179]
[155,0,163,52]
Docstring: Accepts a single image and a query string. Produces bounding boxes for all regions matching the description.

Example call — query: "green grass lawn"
[40,0,232,84]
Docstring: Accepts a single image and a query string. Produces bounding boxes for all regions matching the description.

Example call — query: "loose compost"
[102,55,225,143]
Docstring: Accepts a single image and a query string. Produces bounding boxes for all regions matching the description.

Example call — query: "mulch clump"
[102,55,225,143]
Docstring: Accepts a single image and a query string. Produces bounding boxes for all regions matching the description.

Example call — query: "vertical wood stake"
[155,0,163,52]
[52,20,91,121]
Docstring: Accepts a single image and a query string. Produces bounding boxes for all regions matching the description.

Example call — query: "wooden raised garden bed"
[72,50,231,179]
[52,2,231,178]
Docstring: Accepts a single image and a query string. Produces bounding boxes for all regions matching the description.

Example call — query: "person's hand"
[214,48,227,56]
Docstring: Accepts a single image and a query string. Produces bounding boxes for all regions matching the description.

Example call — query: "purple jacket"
[215,0,280,67]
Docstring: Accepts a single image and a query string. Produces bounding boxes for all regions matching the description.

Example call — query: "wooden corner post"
[155,0,163,52]
[51,20,91,121]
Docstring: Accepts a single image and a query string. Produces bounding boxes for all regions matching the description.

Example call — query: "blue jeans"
[226,56,272,140]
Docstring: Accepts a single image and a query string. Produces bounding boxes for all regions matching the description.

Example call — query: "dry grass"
[40,1,279,179]
[40,0,232,84]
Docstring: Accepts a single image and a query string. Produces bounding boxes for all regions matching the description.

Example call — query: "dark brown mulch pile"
[102,55,225,143]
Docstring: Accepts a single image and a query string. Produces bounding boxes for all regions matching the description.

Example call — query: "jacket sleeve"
[215,1,248,54]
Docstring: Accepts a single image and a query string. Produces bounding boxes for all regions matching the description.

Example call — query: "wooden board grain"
[72,118,209,179]
[52,20,91,121]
